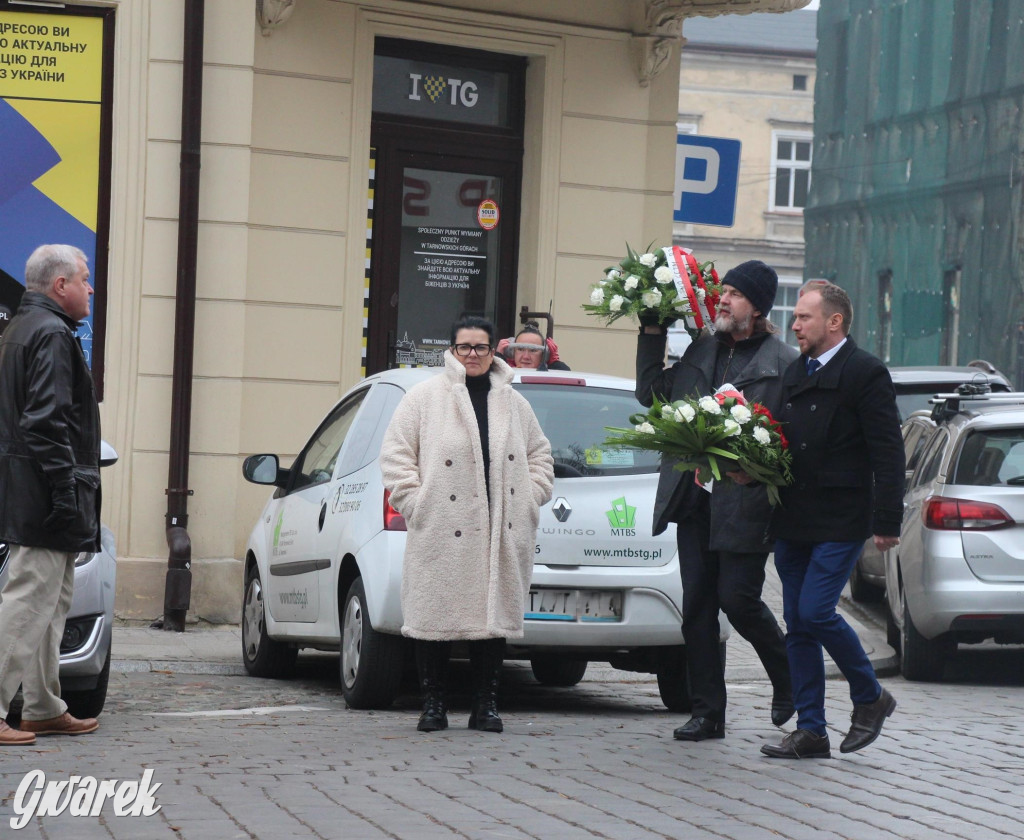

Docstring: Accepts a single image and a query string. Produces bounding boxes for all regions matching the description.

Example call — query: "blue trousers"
[773,539,881,735]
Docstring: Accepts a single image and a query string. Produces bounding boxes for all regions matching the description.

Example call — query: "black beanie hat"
[720,260,778,317]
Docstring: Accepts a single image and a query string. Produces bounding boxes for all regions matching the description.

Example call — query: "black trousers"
[677,512,791,723]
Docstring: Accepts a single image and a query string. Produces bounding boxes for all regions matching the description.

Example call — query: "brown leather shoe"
[760,728,831,759]
[20,712,99,736]
[840,687,896,753]
[0,720,36,745]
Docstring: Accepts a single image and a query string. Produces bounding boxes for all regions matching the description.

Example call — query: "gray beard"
[714,310,751,334]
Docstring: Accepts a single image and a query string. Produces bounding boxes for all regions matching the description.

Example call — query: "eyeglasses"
[453,344,494,357]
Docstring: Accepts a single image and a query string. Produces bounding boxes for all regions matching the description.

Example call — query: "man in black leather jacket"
[636,260,798,743]
[0,244,102,746]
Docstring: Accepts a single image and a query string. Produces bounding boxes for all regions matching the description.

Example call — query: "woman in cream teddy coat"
[380,317,553,733]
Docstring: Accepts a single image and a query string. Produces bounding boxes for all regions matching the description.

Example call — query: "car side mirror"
[243,454,287,487]
[100,440,119,468]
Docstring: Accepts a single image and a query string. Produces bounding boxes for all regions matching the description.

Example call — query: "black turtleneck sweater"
[465,372,491,498]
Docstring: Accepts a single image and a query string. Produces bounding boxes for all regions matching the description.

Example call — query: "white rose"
[641,289,662,308]
[674,403,696,423]
[654,266,673,284]
[723,419,741,437]
[635,421,656,434]
[661,405,675,419]
[698,396,721,415]
[696,287,707,302]
[609,295,625,312]
[623,275,640,291]
[639,253,657,267]
[730,404,752,424]
[590,287,606,305]
[606,268,620,279]
[753,425,771,445]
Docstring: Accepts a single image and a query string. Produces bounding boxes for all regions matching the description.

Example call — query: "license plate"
[525,589,622,622]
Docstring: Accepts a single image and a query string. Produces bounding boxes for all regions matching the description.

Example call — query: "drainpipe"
[163,0,204,632]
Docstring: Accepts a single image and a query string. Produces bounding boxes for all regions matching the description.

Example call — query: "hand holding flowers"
[583,243,721,339]
[605,384,793,505]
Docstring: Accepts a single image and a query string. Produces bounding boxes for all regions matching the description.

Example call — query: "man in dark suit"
[637,260,797,743]
[761,282,904,759]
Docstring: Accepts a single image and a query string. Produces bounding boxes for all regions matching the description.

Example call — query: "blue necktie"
[806,358,821,376]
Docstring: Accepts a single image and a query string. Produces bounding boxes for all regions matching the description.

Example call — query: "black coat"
[772,338,904,543]
[636,329,798,551]
[0,292,101,552]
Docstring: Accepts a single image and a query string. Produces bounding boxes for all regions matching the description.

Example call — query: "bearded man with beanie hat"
[636,259,799,745]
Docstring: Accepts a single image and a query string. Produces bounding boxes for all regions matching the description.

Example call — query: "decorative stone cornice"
[632,0,812,86]
[256,0,296,37]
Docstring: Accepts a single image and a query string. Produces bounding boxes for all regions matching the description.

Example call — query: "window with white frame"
[769,275,804,343]
[770,131,812,212]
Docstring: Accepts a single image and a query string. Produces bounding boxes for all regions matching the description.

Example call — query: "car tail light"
[923,497,1014,530]
[383,490,406,531]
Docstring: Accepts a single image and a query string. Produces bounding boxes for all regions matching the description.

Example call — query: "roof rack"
[929,385,1024,421]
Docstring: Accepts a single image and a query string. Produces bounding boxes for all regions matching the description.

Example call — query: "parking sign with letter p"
[673,135,741,227]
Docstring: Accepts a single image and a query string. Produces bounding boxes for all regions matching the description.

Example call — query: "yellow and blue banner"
[0,6,108,365]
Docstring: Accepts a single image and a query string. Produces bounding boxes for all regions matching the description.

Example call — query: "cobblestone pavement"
[2,646,1023,840]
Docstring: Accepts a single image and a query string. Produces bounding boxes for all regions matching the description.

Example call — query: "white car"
[0,441,118,720]
[240,367,719,711]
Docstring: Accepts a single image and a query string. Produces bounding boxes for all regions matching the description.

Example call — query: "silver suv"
[884,391,1024,680]
[849,365,1012,602]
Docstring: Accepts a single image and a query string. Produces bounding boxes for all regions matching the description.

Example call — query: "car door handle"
[319,502,327,532]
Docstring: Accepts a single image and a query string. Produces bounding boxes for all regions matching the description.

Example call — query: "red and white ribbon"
[662,246,717,333]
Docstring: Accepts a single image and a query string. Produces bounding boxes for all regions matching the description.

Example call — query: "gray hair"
[24,244,88,294]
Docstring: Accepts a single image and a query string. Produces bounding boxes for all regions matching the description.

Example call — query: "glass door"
[368,150,519,372]
[367,39,525,374]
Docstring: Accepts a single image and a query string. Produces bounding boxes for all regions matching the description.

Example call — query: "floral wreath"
[582,243,722,339]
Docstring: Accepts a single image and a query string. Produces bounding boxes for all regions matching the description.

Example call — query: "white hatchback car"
[240,368,708,711]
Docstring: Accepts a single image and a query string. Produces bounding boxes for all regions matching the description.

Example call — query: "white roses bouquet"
[582,243,722,339]
[604,384,793,505]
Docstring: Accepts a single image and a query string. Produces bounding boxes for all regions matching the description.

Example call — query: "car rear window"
[514,384,659,476]
[952,429,1024,486]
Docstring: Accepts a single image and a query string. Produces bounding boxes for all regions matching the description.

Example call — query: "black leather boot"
[415,640,451,732]
[468,638,505,732]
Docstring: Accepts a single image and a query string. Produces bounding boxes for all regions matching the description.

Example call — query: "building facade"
[672,9,816,345]
[0,0,808,621]
[806,0,1024,377]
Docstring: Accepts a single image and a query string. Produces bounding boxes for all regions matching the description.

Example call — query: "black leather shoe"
[840,687,896,753]
[760,729,831,759]
[673,717,725,741]
[771,695,795,727]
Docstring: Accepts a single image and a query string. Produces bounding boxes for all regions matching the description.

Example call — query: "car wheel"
[340,577,404,710]
[63,649,110,719]
[241,564,297,678]
[849,555,884,603]
[900,587,950,682]
[655,645,692,712]
[529,656,588,687]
